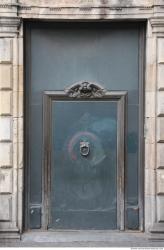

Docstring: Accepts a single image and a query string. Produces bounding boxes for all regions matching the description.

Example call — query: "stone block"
[18,142,23,169]
[0,117,12,141]
[13,91,23,118]
[13,117,23,143]
[12,91,18,117]
[0,64,12,89]
[13,37,18,66]
[145,169,155,195]
[145,91,155,118]
[145,37,156,91]
[0,169,12,193]
[157,117,164,142]
[0,39,12,63]
[146,63,156,92]
[0,91,12,115]
[157,143,164,168]
[158,38,164,63]
[19,91,23,117]
[157,169,164,194]
[157,196,164,222]
[157,91,164,116]
[145,143,155,169]
[145,117,155,144]
[18,38,23,66]
[145,195,156,232]
[13,142,18,169]
[0,195,11,221]
[18,117,23,143]
[13,65,18,92]
[158,63,164,90]
[18,66,23,92]
[0,143,12,167]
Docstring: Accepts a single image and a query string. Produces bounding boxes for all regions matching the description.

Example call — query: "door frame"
[43,84,127,230]
[24,21,145,232]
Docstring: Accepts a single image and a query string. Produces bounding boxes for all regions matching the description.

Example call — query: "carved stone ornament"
[65,81,106,98]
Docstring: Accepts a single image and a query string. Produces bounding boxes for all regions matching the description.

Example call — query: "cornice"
[150,17,164,26]
[0,1,164,21]
[0,17,21,34]
[150,17,164,33]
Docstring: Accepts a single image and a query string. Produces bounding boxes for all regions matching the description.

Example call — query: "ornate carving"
[65,81,106,98]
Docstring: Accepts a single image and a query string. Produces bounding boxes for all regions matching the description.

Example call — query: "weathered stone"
[145,37,156,91]
[0,64,12,89]
[0,116,12,141]
[18,91,23,118]
[18,66,23,92]
[158,38,164,63]
[157,117,164,142]
[157,169,164,194]
[0,38,12,63]
[146,63,156,92]
[13,93,23,119]
[0,91,12,115]
[18,38,23,66]
[157,91,164,116]
[145,143,155,169]
[13,66,18,92]
[145,91,155,118]
[0,195,11,221]
[145,169,155,195]
[0,142,12,167]
[0,168,12,193]
[145,117,155,143]
[157,64,164,90]
[157,143,164,168]
[13,117,23,143]
[145,195,156,232]
[157,196,164,222]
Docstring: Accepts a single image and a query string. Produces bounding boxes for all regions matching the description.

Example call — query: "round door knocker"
[80,141,90,157]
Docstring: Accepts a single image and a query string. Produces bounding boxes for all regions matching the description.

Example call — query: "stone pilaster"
[0,1,22,239]
[144,19,156,233]
[148,18,164,236]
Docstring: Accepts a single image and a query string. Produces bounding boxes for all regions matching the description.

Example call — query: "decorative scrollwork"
[65,81,106,98]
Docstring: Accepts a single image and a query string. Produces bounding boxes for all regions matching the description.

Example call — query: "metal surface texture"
[43,87,126,230]
[24,22,144,231]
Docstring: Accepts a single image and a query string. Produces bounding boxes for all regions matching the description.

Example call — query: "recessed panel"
[49,101,117,229]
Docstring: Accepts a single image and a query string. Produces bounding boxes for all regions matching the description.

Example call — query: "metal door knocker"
[80,141,90,157]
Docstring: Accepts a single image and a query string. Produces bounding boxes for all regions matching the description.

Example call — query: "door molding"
[43,82,127,230]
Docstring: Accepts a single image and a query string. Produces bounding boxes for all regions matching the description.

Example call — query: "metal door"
[44,85,126,230]
[25,22,144,231]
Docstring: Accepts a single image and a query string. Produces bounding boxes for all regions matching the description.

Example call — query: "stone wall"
[0,1,22,239]
[0,0,164,238]
[151,19,164,231]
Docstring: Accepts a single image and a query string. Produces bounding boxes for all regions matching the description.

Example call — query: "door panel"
[44,88,126,230]
[50,101,117,229]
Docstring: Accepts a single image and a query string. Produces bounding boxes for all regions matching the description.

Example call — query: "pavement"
[1,231,164,247]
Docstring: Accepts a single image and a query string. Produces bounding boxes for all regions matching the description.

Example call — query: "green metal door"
[51,101,118,229]
[44,88,126,230]
[25,22,144,231]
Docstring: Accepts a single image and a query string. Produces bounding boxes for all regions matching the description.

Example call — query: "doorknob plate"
[80,141,90,156]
